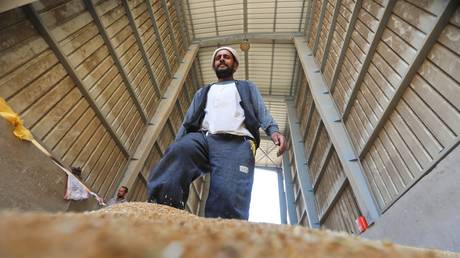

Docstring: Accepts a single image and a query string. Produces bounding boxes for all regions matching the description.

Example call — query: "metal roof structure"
[182,0,312,167]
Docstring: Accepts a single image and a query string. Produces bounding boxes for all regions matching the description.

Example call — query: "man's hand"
[271,132,287,157]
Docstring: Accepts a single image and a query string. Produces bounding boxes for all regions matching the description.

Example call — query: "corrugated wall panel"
[361,4,460,210]
[128,0,170,94]
[291,73,362,233]
[314,0,335,65]
[149,0,177,73]
[307,0,324,48]
[323,0,355,84]
[332,0,386,113]
[166,0,186,56]
[322,185,361,233]
[0,5,130,200]
[95,0,159,119]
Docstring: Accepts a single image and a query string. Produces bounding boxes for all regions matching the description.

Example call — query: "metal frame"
[304,0,316,41]
[319,176,348,222]
[294,37,380,222]
[194,32,302,47]
[282,153,299,224]
[185,0,196,40]
[277,168,288,224]
[145,0,173,78]
[298,0,307,32]
[312,0,329,54]
[174,0,191,47]
[212,0,219,36]
[23,4,130,158]
[312,142,333,190]
[160,0,180,63]
[307,121,323,164]
[341,0,396,119]
[329,0,362,92]
[320,0,342,71]
[118,45,199,190]
[287,101,320,228]
[84,0,149,123]
[358,0,458,159]
[121,0,162,98]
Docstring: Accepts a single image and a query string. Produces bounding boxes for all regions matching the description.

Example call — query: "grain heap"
[0,202,457,258]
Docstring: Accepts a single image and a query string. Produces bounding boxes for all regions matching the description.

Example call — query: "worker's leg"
[147,132,209,209]
[205,134,255,220]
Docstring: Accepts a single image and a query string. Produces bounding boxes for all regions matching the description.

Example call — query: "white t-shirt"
[201,81,254,138]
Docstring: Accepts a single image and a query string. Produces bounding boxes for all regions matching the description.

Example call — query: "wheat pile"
[0,202,457,258]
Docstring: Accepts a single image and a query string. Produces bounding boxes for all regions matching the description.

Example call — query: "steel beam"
[118,45,199,191]
[174,0,191,47]
[313,142,333,190]
[298,0,307,32]
[287,101,320,228]
[145,0,173,78]
[0,0,35,13]
[320,0,342,71]
[341,0,396,119]
[160,0,180,63]
[84,0,148,123]
[277,168,288,224]
[121,0,162,98]
[244,50,249,80]
[294,37,380,222]
[193,32,303,47]
[329,0,362,93]
[304,0,315,40]
[23,4,130,158]
[319,176,347,222]
[312,0,328,54]
[185,0,196,40]
[269,42,276,94]
[243,0,248,34]
[212,0,219,36]
[282,153,299,225]
[358,0,458,159]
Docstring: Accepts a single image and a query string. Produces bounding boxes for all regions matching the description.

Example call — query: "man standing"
[147,46,286,220]
[107,186,128,206]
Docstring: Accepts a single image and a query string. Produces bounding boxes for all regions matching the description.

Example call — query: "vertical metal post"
[282,153,298,225]
[277,168,288,224]
[287,101,320,228]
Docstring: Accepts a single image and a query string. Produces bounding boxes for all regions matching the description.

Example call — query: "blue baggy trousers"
[147,132,255,220]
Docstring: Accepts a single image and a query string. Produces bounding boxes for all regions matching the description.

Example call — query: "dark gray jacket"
[176,80,279,148]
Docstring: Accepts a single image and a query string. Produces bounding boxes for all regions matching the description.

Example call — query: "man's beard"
[215,65,234,79]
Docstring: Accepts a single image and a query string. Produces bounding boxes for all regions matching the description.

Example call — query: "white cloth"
[64,174,89,200]
[201,81,253,138]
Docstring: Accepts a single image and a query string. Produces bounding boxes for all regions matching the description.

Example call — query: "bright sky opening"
[248,168,281,224]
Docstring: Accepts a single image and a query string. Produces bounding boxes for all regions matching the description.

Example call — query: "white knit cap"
[211,46,239,69]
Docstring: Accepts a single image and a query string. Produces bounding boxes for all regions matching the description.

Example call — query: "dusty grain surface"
[0,202,458,258]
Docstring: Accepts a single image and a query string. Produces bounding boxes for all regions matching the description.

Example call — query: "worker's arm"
[248,81,287,156]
